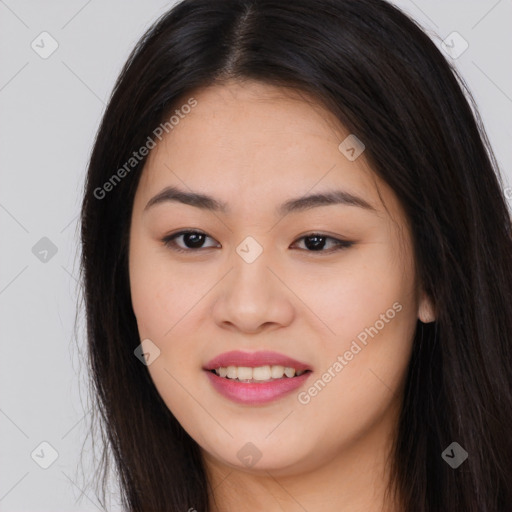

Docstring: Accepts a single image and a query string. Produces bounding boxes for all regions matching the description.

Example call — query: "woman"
[80,0,512,510]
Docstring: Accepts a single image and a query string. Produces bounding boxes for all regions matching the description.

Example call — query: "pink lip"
[205,371,311,405]
[203,350,312,405]
[203,350,312,372]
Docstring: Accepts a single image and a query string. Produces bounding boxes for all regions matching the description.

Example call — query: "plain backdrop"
[1,0,511,510]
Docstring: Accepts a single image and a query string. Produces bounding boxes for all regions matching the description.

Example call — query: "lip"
[205,370,311,405]
[203,350,312,372]
[203,350,312,405]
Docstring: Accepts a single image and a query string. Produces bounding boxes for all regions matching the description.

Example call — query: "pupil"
[185,233,205,248]
[305,235,326,251]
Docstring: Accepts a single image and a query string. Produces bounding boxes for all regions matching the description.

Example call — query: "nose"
[211,251,295,334]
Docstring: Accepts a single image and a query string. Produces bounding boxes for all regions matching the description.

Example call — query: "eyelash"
[161,230,354,254]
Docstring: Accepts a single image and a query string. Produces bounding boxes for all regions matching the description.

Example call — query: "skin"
[128,79,435,512]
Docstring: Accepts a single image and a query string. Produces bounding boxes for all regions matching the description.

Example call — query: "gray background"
[1,1,511,510]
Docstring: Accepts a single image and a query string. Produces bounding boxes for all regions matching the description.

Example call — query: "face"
[128,80,433,477]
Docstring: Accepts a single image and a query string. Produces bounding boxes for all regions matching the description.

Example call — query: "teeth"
[252,365,271,380]
[271,365,285,378]
[213,365,306,380]
[284,367,296,378]
[237,366,253,380]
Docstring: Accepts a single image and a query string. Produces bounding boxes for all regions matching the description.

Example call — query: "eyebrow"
[144,185,377,216]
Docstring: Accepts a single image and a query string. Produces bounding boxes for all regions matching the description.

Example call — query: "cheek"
[293,243,417,436]
[291,238,417,403]
[293,238,415,344]
[128,243,209,437]
[297,304,416,434]
[129,238,207,337]
[129,252,170,337]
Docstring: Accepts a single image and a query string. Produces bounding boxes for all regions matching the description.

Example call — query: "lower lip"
[205,370,311,405]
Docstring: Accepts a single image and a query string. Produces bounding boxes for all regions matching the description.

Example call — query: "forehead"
[164,80,349,156]
[135,80,394,217]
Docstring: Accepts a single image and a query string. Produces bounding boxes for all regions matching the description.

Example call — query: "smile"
[203,350,313,405]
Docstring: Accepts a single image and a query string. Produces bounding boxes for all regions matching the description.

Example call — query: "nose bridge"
[211,236,294,332]
[230,236,275,299]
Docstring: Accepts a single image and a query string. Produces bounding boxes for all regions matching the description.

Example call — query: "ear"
[417,289,436,323]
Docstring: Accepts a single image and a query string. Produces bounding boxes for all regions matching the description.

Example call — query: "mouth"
[203,350,313,405]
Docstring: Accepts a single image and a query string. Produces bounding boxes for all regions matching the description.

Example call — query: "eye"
[161,230,354,254]
[291,233,354,253]
[162,230,219,252]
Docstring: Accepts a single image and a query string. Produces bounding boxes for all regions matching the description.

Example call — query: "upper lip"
[204,350,312,372]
